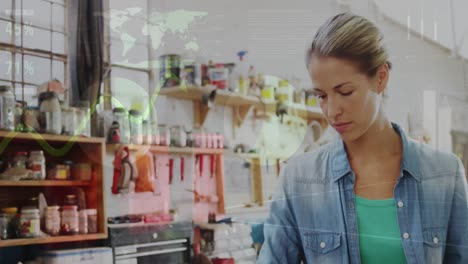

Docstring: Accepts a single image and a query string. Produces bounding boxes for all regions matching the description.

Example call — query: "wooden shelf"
[158,86,326,127]
[158,86,274,128]
[106,144,224,155]
[0,233,108,248]
[0,131,105,144]
[0,180,91,187]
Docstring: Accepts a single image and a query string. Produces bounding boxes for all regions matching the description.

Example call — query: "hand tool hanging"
[152,153,161,196]
[180,156,185,182]
[210,155,216,178]
[168,157,174,185]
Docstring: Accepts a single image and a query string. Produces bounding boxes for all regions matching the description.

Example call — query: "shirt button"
[433,237,439,244]
[403,233,410,239]
[397,201,404,208]
[320,242,326,248]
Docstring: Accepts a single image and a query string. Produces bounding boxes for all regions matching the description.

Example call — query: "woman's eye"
[341,91,353,96]
[317,94,327,100]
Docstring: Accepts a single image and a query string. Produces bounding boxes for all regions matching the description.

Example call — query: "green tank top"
[355,195,407,264]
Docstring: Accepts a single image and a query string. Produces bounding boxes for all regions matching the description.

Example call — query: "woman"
[257,13,468,264]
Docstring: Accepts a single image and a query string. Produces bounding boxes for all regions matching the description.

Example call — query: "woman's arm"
[257,163,304,264]
[444,157,468,263]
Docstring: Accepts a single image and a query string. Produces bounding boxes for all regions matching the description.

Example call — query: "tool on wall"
[198,154,204,178]
[210,155,216,178]
[180,157,185,182]
[152,154,161,196]
[168,158,174,184]
[112,146,136,195]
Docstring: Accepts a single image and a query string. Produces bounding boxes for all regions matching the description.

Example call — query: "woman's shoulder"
[282,142,336,184]
[406,138,462,178]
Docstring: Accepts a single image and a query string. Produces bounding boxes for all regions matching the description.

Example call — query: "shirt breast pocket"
[423,227,446,264]
[303,231,342,263]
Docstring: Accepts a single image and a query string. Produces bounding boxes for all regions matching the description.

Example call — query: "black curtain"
[69,0,105,134]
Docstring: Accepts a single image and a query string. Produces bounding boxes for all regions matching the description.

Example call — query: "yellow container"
[261,86,275,101]
[306,94,318,107]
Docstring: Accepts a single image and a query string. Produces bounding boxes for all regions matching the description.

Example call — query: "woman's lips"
[333,122,352,133]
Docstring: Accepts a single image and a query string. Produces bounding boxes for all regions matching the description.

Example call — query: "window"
[0,0,68,107]
[104,0,153,113]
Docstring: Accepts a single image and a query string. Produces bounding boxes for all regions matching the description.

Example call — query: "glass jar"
[23,106,40,132]
[73,101,91,137]
[142,120,152,145]
[151,121,160,145]
[129,110,143,145]
[64,195,77,206]
[61,107,76,136]
[0,213,9,240]
[45,206,60,236]
[85,209,97,234]
[185,130,193,147]
[29,151,46,180]
[112,107,130,144]
[158,124,170,146]
[61,205,79,235]
[79,210,88,234]
[0,85,16,131]
[63,161,73,180]
[12,151,29,169]
[39,92,62,134]
[14,101,25,132]
[170,125,186,147]
[20,208,40,238]
[2,207,20,239]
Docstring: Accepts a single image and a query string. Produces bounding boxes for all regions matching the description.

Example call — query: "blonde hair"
[307,13,392,77]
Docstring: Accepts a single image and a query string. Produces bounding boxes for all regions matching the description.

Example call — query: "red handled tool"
[180,157,185,182]
[199,155,204,178]
[168,158,174,184]
[210,155,215,178]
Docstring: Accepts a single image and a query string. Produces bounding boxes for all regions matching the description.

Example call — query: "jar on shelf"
[0,85,16,131]
[112,107,130,144]
[63,160,73,180]
[61,107,76,136]
[12,151,28,169]
[44,206,60,236]
[2,207,20,239]
[0,213,9,240]
[79,210,88,234]
[85,209,97,234]
[20,207,40,238]
[151,121,160,145]
[47,163,69,180]
[170,125,186,147]
[61,205,79,235]
[73,101,91,137]
[158,124,170,146]
[29,151,46,180]
[186,130,193,147]
[64,195,77,206]
[14,101,25,132]
[23,106,40,132]
[38,91,62,135]
[129,109,143,145]
[142,120,152,145]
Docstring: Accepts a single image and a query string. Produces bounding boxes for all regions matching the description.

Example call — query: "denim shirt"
[258,123,468,264]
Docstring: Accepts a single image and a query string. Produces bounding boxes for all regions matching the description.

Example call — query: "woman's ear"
[376,63,389,94]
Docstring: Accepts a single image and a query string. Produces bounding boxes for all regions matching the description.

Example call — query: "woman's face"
[308,56,387,142]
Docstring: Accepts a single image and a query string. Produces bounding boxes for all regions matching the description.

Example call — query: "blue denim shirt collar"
[330,122,421,182]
